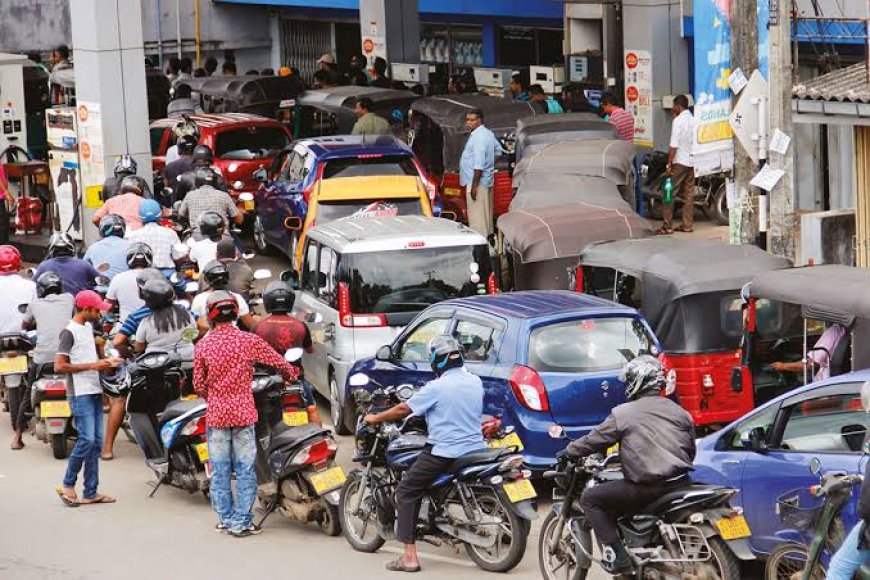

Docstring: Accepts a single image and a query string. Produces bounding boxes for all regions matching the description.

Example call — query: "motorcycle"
[765,459,867,580]
[338,373,535,573]
[538,427,743,580]
[252,348,343,536]
[641,150,730,226]
[30,365,76,459]
[0,332,34,415]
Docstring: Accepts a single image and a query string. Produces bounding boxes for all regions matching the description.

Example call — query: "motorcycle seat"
[638,484,731,515]
[158,398,205,424]
[448,448,509,473]
[268,422,329,453]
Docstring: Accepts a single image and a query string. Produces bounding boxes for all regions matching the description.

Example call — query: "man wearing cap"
[317,52,346,86]
[55,290,123,507]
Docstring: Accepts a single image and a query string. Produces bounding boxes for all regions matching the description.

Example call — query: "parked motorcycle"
[0,332,34,415]
[539,427,743,580]
[338,373,535,573]
[765,459,866,580]
[252,348,343,536]
[641,150,729,226]
[30,365,75,459]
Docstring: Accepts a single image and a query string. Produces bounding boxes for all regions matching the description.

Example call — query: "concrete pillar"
[359,0,420,66]
[70,0,151,245]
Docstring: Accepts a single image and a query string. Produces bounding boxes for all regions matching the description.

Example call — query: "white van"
[290,216,491,432]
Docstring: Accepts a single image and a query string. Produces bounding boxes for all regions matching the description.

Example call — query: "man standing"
[459,108,502,238]
[194,291,298,536]
[351,98,391,136]
[349,55,369,87]
[509,74,529,102]
[601,92,635,142]
[658,95,695,235]
[55,290,122,507]
[529,84,564,114]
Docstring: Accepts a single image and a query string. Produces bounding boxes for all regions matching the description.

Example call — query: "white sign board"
[729,70,769,163]
[624,50,654,148]
[76,101,105,189]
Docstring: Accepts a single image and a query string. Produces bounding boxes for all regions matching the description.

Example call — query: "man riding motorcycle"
[101,155,137,200]
[174,145,228,202]
[106,242,155,323]
[125,199,180,278]
[35,233,101,297]
[566,355,696,575]
[192,261,257,332]
[188,212,225,270]
[92,175,151,231]
[163,135,197,200]
[363,336,486,573]
[83,214,129,281]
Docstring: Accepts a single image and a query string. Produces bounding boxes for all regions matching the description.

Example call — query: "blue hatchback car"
[344,291,664,469]
[692,370,870,558]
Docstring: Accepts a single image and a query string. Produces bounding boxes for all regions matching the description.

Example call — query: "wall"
[0,0,70,53]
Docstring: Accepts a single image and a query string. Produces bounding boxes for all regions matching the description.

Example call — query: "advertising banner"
[624,50,654,148]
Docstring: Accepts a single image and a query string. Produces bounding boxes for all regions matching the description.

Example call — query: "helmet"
[199,211,225,240]
[98,214,127,238]
[126,242,154,268]
[135,268,164,298]
[621,355,666,401]
[101,365,131,397]
[138,199,162,224]
[47,232,75,258]
[263,281,295,314]
[118,175,151,197]
[192,144,214,166]
[202,260,230,290]
[113,155,138,178]
[141,277,175,310]
[206,290,239,324]
[428,335,464,375]
[193,166,216,188]
[36,271,63,297]
[177,135,197,156]
[0,245,22,273]
[173,118,200,141]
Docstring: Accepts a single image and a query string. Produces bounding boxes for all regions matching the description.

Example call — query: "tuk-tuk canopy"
[515,113,619,161]
[178,75,304,115]
[510,175,627,211]
[296,86,419,112]
[512,139,636,191]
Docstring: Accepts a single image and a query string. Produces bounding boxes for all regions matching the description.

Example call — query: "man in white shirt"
[106,243,154,322]
[0,246,36,334]
[191,261,257,332]
[659,95,696,235]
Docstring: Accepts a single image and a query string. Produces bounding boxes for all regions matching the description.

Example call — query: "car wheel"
[330,373,352,436]
[252,215,274,256]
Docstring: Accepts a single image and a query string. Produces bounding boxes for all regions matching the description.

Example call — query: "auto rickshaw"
[575,238,791,429]
[177,75,305,119]
[293,86,419,138]
[514,112,617,162]
[744,265,870,404]
[408,94,542,223]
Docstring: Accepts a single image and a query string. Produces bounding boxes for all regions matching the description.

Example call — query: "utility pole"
[730,0,759,245]
[768,0,796,260]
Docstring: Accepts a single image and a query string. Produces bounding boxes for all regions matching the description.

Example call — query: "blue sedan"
[344,291,664,470]
[692,370,870,558]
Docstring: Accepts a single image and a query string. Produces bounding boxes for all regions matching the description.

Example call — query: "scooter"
[0,332,34,415]
[252,348,343,536]
[30,365,75,459]
[641,150,730,226]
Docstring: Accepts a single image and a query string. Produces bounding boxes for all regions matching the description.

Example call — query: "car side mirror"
[731,366,743,393]
[741,426,768,452]
[280,269,299,290]
[253,167,268,183]
[376,345,393,362]
[284,216,302,231]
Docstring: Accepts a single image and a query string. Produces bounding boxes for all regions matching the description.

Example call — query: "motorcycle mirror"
[253,268,272,280]
[17,303,28,314]
[180,327,199,343]
[348,373,370,387]
[185,281,199,294]
[809,457,822,476]
[238,191,254,202]
[96,262,111,273]
[284,348,304,363]
[548,425,566,439]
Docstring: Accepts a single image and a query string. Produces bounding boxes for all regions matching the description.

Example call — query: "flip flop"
[80,494,117,505]
[675,225,694,233]
[655,227,674,236]
[385,558,421,573]
[100,454,114,461]
[55,486,80,508]
[10,442,24,450]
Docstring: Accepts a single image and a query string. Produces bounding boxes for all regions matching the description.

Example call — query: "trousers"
[395,446,454,544]
[208,425,258,532]
[465,185,493,238]
[662,163,695,229]
[62,394,104,499]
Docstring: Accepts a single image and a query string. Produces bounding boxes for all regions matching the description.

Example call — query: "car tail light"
[356,154,384,159]
[291,438,338,466]
[338,282,387,327]
[509,365,549,412]
[487,272,498,294]
[180,416,206,438]
[573,266,584,292]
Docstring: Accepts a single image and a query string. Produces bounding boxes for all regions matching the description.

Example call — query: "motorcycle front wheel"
[764,543,824,580]
[464,487,528,573]
[538,510,590,580]
[339,470,386,553]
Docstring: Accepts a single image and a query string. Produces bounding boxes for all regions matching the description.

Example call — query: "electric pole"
[730,0,759,245]
[767,0,796,260]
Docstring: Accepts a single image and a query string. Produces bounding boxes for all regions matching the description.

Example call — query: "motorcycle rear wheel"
[764,543,824,580]
[464,488,528,573]
[538,510,590,580]
[339,471,386,553]
[51,433,68,459]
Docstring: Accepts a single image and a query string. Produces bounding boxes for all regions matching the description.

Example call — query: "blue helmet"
[139,199,162,223]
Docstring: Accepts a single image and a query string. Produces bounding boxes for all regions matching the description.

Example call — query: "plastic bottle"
[663,175,674,204]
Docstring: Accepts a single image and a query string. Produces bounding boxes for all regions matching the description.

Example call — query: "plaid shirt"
[179,185,239,232]
[125,222,181,268]
[94,193,145,230]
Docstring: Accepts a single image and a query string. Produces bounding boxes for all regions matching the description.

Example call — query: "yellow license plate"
[715,515,751,540]
[444,187,462,197]
[41,400,71,418]
[243,200,255,211]
[283,411,309,427]
[196,442,209,463]
[310,466,346,495]
[487,431,524,451]
[0,355,27,374]
[503,479,537,503]
[606,443,620,456]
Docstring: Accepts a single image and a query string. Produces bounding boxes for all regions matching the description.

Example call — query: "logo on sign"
[77,105,89,123]
[626,53,638,69]
[626,86,639,103]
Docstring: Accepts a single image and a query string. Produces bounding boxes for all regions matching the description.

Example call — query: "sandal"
[385,558,421,573]
[56,486,80,508]
[675,225,694,233]
[80,494,117,505]
[655,226,674,236]
[101,453,114,461]
[10,441,24,450]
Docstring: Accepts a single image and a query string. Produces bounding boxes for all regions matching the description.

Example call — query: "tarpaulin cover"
[512,139,636,192]
[510,175,627,211]
[515,113,619,161]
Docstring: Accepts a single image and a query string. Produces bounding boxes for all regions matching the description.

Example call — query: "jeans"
[208,425,258,532]
[828,521,870,580]
[62,394,104,499]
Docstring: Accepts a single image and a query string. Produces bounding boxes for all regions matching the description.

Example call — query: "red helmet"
[0,245,21,273]
[206,290,239,324]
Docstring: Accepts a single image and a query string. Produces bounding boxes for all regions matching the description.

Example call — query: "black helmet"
[263,281,295,314]
[206,290,239,324]
[47,232,75,258]
[428,335,464,376]
[113,155,138,178]
[126,242,154,268]
[118,174,151,198]
[177,135,197,156]
[192,144,214,166]
[135,268,165,298]
[621,355,666,401]
[98,214,126,238]
[141,277,175,310]
[193,166,216,188]
[36,270,63,298]
[101,365,131,397]
[202,260,230,290]
[199,211,225,240]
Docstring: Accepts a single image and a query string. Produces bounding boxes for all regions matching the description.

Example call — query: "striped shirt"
[608,107,635,142]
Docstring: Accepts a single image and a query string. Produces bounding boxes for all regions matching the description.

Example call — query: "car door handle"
[721,460,741,466]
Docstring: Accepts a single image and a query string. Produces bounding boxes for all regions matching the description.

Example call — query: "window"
[528,317,655,373]
[213,126,290,160]
[286,152,307,182]
[322,156,418,180]
[301,240,319,293]
[778,391,868,453]
[454,319,503,362]
[723,405,778,450]
[396,317,452,361]
[318,247,336,306]
[316,199,425,224]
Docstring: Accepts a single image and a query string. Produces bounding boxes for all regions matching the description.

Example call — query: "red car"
[150,113,292,212]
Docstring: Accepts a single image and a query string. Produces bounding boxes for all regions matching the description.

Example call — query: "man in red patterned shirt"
[194,291,298,537]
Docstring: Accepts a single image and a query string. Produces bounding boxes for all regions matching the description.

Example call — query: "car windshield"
[528,317,655,373]
[317,199,423,223]
[342,245,492,314]
[322,155,418,179]
[214,126,289,160]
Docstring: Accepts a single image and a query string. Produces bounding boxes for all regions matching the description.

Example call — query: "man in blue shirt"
[364,336,485,573]
[459,108,502,239]
[35,233,101,297]
[83,214,129,282]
